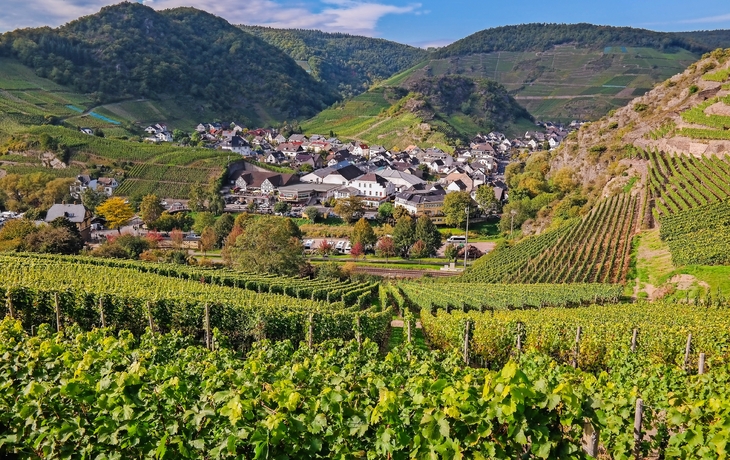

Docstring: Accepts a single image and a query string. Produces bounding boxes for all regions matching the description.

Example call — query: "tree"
[24,226,81,255]
[550,166,578,194]
[299,163,314,173]
[414,215,442,257]
[139,194,164,227]
[170,228,185,249]
[96,197,134,233]
[193,212,216,235]
[274,201,292,214]
[351,217,377,248]
[410,240,429,259]
[318,239,333,256]
[172,129,187,143]
[81,187,106,214]
[377,202,394,223]
[350,241,364,260]
[375,236,396,262]
[199,226,217,256]
[334,196,364,223]
[442,191,473,228]
[475,185,498,213]
[392,215,415,258]
[444,243,459,263]
[188,183,206,212]
[225,216,305,275]
[392,205,411,221]
[208,192,225,216]
[114,234,152,258]
[304,206,320,222]
[213,213,235,248]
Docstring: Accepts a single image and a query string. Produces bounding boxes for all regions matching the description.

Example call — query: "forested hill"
[239,26,429,98]
[434,23,719,58]
[675,30,730,50]
[0,2,338,123]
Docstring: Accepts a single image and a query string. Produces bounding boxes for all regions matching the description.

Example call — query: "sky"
[1,0,730,48]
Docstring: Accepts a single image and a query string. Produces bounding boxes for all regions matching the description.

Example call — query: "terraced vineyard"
[398,282,622,311]
[461,193,639,284]
[659,200,730,266]
[0,254,391,349]
[643,149,730,217]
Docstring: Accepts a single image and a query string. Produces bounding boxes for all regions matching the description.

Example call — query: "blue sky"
[1,0,729,48]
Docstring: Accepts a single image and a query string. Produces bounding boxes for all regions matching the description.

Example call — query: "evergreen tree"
[414,215,442,257]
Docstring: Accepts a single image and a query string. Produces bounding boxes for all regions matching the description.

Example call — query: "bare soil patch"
[704,101,730,117]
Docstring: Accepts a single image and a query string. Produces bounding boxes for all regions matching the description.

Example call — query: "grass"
[387,320,428,351]
[438,220,501,241]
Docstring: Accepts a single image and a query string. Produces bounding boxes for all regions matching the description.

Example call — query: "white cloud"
[679,13,730,24]
[0,0,420,37]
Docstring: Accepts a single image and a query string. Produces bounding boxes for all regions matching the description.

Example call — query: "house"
[45,203,93,241]
[293,153,323,170]
[70,176,118,199]
[351,143,369,157]
[96,177,119,196]
[221,136,253,156]
[446,179,468,193]
[333,186,360,200]
[234,171,298,194]
[274,134,287,144]
[288,134,308,143]
[278,183,339,204]
[394,187,447,224]
[527,139,540,150]
[350,173,394,206]
[265,151,287,164]
[375,168,425,192]
[278,143,305,158]
[155,131,173,142]
[301,163,364,185]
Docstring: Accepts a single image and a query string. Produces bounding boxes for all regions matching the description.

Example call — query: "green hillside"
[0,2,337,127]
[302,77,533,151]
[239,26,428,98]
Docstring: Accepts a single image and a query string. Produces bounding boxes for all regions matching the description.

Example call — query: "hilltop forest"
[0,2,338,123]
[239,26,428,99]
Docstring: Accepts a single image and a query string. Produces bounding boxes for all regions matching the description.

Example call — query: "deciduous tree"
[392,215,415,257]
[442,191,473,228]
[96,197,135,233]
[414,215,442,257]
[139,194,164,227]
[351,217,377,247]
[334,196,364,223]
[375,236,396,262]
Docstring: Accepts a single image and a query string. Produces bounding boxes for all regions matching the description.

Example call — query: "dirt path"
[390,320,422,329]
[350,117,391,143]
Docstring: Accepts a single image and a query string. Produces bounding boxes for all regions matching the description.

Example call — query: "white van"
[447,235,467,244]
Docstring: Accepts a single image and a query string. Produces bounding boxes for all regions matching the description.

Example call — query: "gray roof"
[45,204,89,224]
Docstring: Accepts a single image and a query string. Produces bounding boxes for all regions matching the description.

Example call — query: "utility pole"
[510,209,517,238]
[463,205,470,269]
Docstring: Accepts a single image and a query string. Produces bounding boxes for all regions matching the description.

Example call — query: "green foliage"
[333,196,364,223]
[442,191,473,228]
[351,217,377,248]
[414,215,442,257]
[392,215,415,257]
[435,23,713,58]
[224,215,305,275]
[0,3,337,121]
[139,194,165,226]
[240,25,428,99]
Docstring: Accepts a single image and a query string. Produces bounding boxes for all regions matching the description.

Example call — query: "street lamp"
[463,205,470,269]
[510,209,517,238]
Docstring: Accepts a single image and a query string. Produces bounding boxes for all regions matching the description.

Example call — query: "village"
[129,119,582,222]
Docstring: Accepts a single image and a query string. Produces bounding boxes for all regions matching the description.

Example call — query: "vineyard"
[0,255,390,350]
[461,193,638,284]
[12,253,380,308]
[419,301,730,371]
[643,148,730,217]
[659,199,730,265]
[397,281,622,311]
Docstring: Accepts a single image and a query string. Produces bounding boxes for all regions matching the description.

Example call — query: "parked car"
[335,240,346,253]
[344,242,352,254]
[303,239,314,250]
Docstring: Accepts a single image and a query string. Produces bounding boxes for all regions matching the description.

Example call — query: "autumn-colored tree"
[350,242,364,260]
[375,236,396,262]
[139,194,164,227]
[333,195,364,223]
[410,240,429,259]
[96,197,135,233]
[146,230,163,247]
[318,239,333,256]
[351,217,377,247]
[199,226,217,256]
[170,228,184,249]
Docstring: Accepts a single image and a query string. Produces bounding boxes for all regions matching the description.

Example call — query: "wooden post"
[6,291,14,320]
[582,421,599,457]
[31,325,35,336]
[463,321,470,366]
[54,292,62,333]
[573,326,582,368]
[631,328,638,352]
[99,297,106,328]
[407,319,412,344]
[633,398,644,460]
[683,333,692,371]
[147,301,154,335]
[516,322,523,355]
[355,315,362,351]
[204,303,211,350]
[699,353,706,375]
[308,313,313,349]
